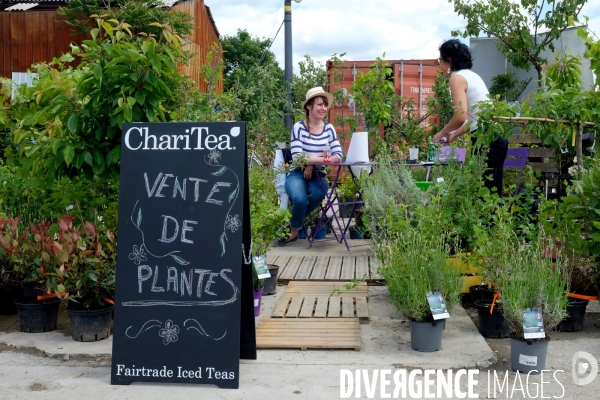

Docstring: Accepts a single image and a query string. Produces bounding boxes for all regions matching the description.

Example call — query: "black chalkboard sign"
[111,122,252,389]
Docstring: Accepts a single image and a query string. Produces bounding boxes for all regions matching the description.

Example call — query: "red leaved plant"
[50,216,116,310]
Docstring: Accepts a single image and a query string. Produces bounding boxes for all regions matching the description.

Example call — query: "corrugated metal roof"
[161,0,180,7]
[5,3,39,10]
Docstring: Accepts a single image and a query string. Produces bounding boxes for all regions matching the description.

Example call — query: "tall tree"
[221,29,283,92]
[450,0,587,87]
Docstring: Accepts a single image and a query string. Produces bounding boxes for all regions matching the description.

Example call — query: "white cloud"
[207,0,465,72]
[206,0,600,73]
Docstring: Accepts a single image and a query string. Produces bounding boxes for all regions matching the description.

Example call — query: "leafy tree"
[578,24,600,88]
[292,55,328,117]
[488,72,531,101]
[58,0,194,40]
[221,29,283,93]
[8,15,187,181]
[426,74,454,134]
[450,0,587,87]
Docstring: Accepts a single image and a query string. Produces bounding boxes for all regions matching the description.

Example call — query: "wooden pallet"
[272,295,369,323]
[256,318,361,351]
[272,282,369,323]
[266,255,384,284]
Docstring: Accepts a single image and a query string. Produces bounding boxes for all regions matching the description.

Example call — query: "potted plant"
[495,232,569,374]
[49,216,116,341]
[0,256,20,315]
[336,175,361,218]
[395,98,427,161]
[249,166,290,297]
[0,216,61,333]
[252,265,264,317]
[379,218,461,352]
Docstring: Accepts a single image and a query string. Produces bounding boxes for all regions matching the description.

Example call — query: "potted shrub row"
[0,215,116,341]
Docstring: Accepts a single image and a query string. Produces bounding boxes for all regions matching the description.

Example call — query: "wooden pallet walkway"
[255,319,361,351]
[271,282,369,323]
[266,255,384,284]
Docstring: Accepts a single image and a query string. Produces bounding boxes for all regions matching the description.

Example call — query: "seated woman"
[280,87,343,245]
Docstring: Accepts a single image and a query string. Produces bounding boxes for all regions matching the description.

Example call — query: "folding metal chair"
[503,147,529,197]
[425,146,467,182]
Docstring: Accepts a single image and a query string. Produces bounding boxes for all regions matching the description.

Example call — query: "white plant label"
[519,354,538,366]
[253,255,271,279]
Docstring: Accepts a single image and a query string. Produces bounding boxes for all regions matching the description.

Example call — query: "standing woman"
[432,39,508,196]
[280,87,343,245]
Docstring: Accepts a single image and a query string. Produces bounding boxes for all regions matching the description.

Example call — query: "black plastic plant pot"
[67,305,114,342]
[262,265,280,296]
[410,319,444,352]
[475,300,511,338]
[468,284,487,306]
[14,297,60,333]
[557,299,588,332]
[510,337,550,374]
[21,282,45,298]
[0,285,22,315]
[479,287,498,302]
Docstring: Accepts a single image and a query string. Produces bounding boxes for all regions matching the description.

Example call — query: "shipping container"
[326,59,441,146]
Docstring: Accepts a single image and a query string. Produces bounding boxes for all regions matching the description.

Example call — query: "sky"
[207,0,600,74]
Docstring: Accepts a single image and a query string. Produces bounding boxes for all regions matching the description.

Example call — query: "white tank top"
[453,69,489,131]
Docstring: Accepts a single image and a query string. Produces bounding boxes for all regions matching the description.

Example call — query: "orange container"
[326,59,441,151]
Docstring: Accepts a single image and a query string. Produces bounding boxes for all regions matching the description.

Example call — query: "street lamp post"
[284,0,301,130]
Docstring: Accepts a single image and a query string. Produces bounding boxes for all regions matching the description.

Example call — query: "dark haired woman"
[280,87,343,245]
[432,39,508,196]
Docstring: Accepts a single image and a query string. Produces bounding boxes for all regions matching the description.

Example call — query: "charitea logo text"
[125,127,234,151]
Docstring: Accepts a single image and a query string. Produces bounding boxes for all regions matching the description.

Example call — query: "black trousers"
[472,135,509,196]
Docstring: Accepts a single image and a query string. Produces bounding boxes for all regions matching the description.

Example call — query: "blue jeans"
[285,170,326,230]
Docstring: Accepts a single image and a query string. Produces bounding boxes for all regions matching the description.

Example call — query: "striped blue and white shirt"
[290,121,343,175]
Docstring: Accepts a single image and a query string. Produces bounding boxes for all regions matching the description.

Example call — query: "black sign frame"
[111,122,255,389]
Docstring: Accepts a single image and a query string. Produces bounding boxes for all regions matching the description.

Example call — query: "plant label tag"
[253,255,271,279]
[523,307,545,339]
[560,142,569,154]
[427,291,450,320]
[519,354,538,366]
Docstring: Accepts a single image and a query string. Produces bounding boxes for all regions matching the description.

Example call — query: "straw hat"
[302,86,333,109]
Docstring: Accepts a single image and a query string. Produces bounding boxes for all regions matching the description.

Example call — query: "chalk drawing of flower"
[158,320,180,345]
[225,214,241,232]
[128,245,147,265]
[207,149,221,164]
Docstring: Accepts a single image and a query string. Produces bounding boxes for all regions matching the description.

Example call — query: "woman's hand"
[330,155,341,163]
[433,131,449,144]
[304,165,314,179]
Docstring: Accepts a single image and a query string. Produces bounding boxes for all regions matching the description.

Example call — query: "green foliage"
[559,159,600,271]
[379,217,461,322]
[58,0,194,40]
[175,44,241,123]
[49,216,116,310]
[426,74,454,134]
[489,72,530,102]
[545,51,583,89]
[221,29,282,94]
[7,16,187,181]
[451,0,587,85]
[249,165,290,257]
[0,217,54,286]
[350,55,428,154]
[496,232,568,338]
[578,24,600,89]
[293,55,329,118]
[329,53,358,145]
